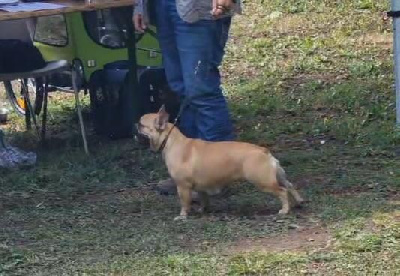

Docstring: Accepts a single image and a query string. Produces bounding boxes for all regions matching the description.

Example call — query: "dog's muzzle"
[135,123,150,147]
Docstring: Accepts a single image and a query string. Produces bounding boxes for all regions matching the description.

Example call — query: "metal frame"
[391,0,400,126]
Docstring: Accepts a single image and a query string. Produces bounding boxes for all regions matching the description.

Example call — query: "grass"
[1,0,400,275]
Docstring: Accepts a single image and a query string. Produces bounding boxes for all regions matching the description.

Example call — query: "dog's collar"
[156,94,194,152]
[152,87,220,153]
[157,118,178,152]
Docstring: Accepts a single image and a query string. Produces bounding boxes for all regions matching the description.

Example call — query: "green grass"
[1,0,400,275]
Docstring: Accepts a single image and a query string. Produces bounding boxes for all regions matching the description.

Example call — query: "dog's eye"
[139,123,152,131]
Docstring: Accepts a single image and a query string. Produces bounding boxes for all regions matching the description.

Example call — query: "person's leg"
[153,1,233,198]
[153,0,195,196]
[171,11,234,141]
[154,0,197,138]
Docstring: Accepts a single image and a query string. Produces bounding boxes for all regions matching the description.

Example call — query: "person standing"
[133,0,241,194]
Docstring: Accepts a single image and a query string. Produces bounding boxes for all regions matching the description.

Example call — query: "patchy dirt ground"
[2,0,400,275]
[226,226,331,254]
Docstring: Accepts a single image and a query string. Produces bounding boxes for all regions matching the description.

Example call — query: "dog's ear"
[155,105,169,131]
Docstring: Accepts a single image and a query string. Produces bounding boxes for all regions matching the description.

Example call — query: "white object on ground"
[0,130,37,168]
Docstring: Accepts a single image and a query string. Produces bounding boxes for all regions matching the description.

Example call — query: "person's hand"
[133,13,147,33]
[212,0,235,17]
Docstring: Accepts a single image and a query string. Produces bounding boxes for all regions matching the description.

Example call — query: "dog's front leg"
[174,184,192,221]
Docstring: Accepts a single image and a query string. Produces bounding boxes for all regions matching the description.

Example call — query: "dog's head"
[137,105,170,151]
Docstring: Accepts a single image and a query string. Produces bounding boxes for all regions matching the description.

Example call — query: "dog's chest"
[164,152,187,178]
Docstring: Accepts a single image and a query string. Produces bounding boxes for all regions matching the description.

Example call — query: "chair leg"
[13,80,32,131]
[41,77,49,145]
[34,78,44,115]
[22,79,39,136]
[24,96,31,131]
[72,71,89,155]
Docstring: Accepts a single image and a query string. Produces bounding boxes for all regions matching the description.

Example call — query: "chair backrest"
[0,19,32,42]
[0,39,46,74]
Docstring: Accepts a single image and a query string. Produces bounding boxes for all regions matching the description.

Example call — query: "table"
[0,0,135,21]
[0,0,140,149]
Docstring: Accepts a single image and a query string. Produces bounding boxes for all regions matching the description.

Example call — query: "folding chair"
[0,60,89,154]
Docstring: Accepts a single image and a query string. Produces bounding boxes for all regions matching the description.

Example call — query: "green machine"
[33,7,162,88]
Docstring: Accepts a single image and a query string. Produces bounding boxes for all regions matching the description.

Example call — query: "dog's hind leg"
[272,186,290,215]
[288,184,304,206]
[276,163,304,206]
[245,157,290,214]
[175,184,192,221]
[255,181,290,215]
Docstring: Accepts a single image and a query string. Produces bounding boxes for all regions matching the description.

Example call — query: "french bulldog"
[137,106,304,220]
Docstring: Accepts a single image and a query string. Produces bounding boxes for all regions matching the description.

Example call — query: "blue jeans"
[154,0,234,141]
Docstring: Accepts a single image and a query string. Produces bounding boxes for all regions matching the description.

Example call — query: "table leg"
[122,13,141,134]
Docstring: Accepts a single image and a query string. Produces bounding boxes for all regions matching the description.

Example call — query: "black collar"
[157,118,179,152]
[156,92,204,152]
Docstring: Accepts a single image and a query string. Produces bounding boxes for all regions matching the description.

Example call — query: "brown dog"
[137,106,304,220]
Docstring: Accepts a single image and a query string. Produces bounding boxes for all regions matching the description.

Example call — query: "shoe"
[155,178,177,195]
[155,178,200,201]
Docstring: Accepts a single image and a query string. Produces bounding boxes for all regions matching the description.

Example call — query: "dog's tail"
[274,157,304,204]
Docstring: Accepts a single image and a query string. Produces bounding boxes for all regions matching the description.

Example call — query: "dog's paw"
[300,198,310,204]
[174,215,188,221]
[278,209,289,215]
[294,198,309,209]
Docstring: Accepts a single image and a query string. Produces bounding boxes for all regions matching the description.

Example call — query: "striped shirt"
[134,0,242,23]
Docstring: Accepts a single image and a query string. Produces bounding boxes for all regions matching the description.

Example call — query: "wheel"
[4,78,43,116]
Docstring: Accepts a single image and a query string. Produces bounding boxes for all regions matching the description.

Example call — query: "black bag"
[89,66,179,139]
[137,67,180,120]
[0,39,46,74]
